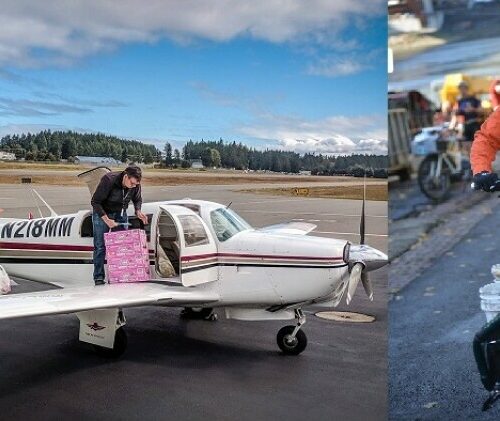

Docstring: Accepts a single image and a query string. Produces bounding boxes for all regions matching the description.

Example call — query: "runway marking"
[314,231,387,237]
[239,210,387,218]
[292,218,337,223]
[235,197,387,206]
[236,198,331,205]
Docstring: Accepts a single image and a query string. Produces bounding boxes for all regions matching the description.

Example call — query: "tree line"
[177,139,387,178]
[0,131,387,177]
[0,130,160,163]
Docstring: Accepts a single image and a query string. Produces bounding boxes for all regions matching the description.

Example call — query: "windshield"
[210,207,252,242]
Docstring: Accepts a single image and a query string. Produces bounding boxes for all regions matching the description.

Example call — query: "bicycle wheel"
[418,154,451,201]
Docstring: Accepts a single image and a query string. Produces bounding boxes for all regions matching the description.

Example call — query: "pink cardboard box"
[107,256,150,268]
[104,229,147,246]
[104,229,151,283]
[108,265,151,283]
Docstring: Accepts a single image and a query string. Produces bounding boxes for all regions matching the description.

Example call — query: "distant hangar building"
[190,159,204,169]
[0,151,16,161]
[74,156,122,166]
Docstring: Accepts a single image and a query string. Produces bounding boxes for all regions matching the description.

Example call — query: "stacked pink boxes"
[104,229,151,283]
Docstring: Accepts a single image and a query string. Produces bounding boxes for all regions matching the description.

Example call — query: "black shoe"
[94,279,106,286]
[483,389,500,412]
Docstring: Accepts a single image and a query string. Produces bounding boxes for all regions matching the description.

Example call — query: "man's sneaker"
[94,279,106,286]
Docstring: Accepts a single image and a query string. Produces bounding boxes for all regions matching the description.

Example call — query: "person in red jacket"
[471,108,500,191]
[490,79,500,111]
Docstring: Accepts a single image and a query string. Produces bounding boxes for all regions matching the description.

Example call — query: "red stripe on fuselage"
[0,242,343,262]
[0,242,94,252]
[181,252,343,262]
[0,242,155,254]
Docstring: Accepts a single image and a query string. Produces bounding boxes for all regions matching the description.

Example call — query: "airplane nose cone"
[348,244,388,271]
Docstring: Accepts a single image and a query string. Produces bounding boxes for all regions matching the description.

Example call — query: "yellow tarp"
[440,73,493,111]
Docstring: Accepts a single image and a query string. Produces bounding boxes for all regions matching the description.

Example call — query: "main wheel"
[417,154,451,201]
[180,307,216,320]
[277,326,307,355]
[93,327,127,358]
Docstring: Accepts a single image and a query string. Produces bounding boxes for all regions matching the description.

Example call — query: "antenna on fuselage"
[22,177,58,218]
[226,201,233,209]
[27,185,44,218]
[32,188,58,217]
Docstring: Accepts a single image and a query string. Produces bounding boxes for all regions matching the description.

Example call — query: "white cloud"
[0,0,385,67]
[238,113,387,155]
[307,57,367,77]
[0,123,90,137]
[306,48,385,78]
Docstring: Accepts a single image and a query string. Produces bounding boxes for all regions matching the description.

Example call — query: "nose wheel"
[277,309,307,355]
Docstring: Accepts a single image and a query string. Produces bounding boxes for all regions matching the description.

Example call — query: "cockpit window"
[178,215,209,247]
[176,203,201,216]
[210,208,251,242]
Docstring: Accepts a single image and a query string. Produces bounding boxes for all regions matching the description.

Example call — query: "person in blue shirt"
[450,81,483,155]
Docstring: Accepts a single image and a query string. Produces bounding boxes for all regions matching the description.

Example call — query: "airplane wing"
[0,282,219,320]
[258,222,317,235]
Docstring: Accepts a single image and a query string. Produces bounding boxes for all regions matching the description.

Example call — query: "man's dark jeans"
[92,211,128,282]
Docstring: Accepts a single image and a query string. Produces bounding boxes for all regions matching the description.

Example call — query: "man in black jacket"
[91,165,148,285]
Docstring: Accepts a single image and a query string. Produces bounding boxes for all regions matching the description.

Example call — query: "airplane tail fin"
[77,166,111,197]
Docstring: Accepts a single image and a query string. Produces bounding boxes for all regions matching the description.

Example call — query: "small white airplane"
[0,167,387,357]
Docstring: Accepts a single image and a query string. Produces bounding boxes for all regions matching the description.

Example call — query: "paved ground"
[0,183,388,249]
[0,182,388,421]
[390,197,500,420]
[389,177,482,261]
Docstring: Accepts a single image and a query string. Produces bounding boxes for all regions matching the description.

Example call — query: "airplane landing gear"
[77,308,128,358]
[180,307,217,321]
[277,309,307,355]
[93,327,128,358]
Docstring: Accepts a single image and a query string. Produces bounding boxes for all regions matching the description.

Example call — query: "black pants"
[473,313,500,391]
[464,121,481,142]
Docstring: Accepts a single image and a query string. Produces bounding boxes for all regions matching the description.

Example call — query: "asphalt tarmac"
[0,182,387,421]
[389,198,500,420]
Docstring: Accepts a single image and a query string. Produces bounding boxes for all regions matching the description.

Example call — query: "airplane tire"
[180,307,215,320]
[93,327,127,358]
[277,326,307,355]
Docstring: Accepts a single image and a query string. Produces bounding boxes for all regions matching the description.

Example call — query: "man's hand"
[102,215,119,229]
[136,210,148,225]
[472,171,499,192]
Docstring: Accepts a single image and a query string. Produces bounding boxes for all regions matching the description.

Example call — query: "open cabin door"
[158,205,218,287]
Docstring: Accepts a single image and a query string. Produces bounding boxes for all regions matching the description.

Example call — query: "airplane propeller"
[346,174,374,305]
[346,262,363,305]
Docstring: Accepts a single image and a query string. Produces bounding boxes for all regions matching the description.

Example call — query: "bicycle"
[416,127,471,201]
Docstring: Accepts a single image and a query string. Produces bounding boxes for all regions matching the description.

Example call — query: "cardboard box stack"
[104,229,151,283]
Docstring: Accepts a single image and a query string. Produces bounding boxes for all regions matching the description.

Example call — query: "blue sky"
[0,0,387,155]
